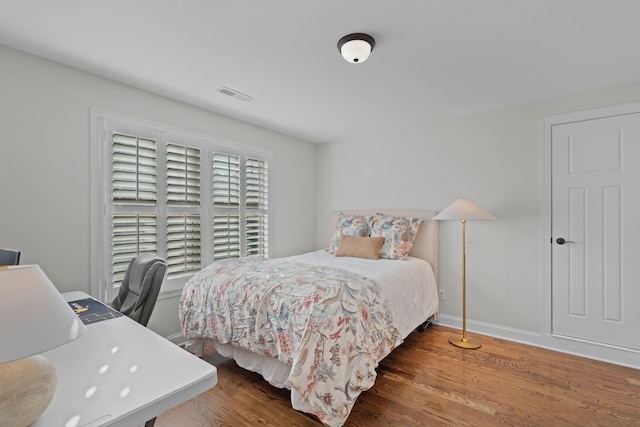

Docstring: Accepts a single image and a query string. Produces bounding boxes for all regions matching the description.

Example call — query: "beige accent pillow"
[336,236,385,260]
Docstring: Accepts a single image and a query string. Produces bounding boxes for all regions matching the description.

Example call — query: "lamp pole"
[433,198,494,350]
[449,219,481,349]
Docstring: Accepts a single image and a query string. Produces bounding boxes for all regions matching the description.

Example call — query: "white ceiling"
[2,1,640,143]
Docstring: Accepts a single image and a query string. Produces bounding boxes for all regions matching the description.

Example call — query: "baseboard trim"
[435,315,640,369]
[166,332,188,346]
[436,315,541,347]
[164,317,640,369]
[538,333,640,370]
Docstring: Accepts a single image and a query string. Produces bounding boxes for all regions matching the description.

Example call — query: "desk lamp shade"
[0,265,86,427]
[433,198,495,349]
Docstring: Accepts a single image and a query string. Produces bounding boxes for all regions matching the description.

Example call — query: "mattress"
[290,250,438,338]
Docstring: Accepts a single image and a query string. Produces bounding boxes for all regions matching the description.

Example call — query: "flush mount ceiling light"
[337,33,375,64]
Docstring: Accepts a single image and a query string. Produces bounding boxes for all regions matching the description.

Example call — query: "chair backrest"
[110,254,167,327]
[0,249,20,266]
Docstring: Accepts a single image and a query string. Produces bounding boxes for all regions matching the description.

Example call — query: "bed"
[179,209,439,426]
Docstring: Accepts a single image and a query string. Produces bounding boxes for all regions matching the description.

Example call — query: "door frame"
[541,101,640,369]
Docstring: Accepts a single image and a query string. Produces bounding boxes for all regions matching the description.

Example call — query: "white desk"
[33,291,217,427]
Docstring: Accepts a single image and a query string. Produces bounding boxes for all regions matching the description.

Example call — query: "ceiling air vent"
[217,86,253,102]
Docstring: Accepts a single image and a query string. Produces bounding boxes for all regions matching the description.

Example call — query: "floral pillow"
[327,214,373,255]
[370,215,423,259]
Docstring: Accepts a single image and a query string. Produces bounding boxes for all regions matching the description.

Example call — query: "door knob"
[556,238,574,245]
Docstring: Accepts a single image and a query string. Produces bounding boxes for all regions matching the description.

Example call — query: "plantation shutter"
[166,214,201,277]
[112,134,157,205]
[167,143,200,206]
[245,158,268,257]
[111,133,158,287]
[212,153,240,207]
[112,214,157,286]
[212,214,240,260]
[211,152,268,259]
[166,143,202,278]
[212,153,241,260]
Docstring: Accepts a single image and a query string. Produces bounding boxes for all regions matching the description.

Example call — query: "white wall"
[6,40,640,345]
[0,44,318,338]
[316,81,640,336]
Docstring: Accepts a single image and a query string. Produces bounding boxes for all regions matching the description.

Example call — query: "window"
[91,111,271,301]
[211,153,269,260]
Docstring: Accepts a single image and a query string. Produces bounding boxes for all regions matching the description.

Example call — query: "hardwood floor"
[155,325,640,426]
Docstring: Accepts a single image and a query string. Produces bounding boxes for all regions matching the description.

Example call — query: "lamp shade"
[433,198,495,221]
[337,33,375,63]
[0,265,86,364]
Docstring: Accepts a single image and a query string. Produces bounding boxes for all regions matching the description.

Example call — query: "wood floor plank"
[155,325,640,426]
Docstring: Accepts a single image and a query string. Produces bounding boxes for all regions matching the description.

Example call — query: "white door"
[552,113,640,350]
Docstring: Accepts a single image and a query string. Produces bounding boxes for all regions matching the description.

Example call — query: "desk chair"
[110,254,166,427]
[111,254,166,328]
[0,248,20,266]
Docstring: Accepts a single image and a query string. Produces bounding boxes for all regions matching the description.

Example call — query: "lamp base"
[449,334,481,349]
[0,355,57,427]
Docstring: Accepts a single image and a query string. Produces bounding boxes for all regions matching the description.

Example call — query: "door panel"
[552,113,640,350]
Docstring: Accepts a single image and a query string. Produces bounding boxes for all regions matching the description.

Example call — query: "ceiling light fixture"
[337,33,375,64]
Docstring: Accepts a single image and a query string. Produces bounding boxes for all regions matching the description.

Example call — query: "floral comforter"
[179,257,402,427]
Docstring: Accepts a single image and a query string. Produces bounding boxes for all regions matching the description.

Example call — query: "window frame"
[91,110,272,302]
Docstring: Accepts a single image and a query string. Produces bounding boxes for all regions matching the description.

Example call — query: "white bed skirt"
[185,337,313,413]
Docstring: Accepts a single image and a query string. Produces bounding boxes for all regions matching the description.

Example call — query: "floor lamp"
[434,198,495,349]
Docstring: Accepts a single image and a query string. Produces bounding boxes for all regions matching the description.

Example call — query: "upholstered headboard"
[327,209,439,281]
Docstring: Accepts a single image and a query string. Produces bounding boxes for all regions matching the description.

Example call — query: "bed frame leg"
[416,318,433,333]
